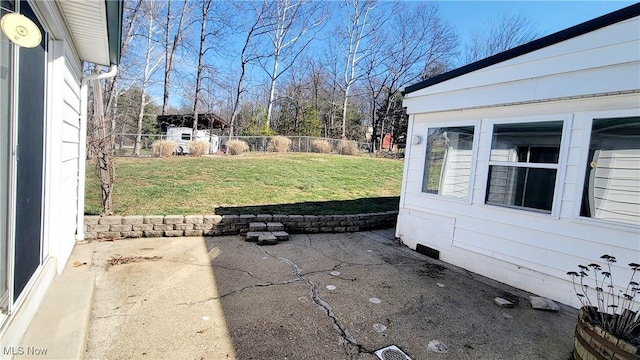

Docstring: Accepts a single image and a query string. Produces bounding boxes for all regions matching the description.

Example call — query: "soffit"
[56,0,110,66]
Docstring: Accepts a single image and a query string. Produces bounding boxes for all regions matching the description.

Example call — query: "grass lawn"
[85,153,404,216]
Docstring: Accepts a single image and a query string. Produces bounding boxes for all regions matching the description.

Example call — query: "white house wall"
[56,52,82,273]
[30,0,83,277]
[404,17,640,114]
[397,95,640,308]
[0,2,85,346]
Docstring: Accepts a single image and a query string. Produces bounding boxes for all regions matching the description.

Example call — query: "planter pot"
[573,308,640,360]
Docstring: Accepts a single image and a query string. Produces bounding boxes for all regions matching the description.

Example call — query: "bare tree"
[306,57,338,137]
[255,0,324,130]
[365,2,458,151]
[463,13,539,64]
[162,0,189,115]
[317,51,343,138]
[191,0,213,137]
[85,0,144,214]
[336,0,389,139]
[90,0,142,154]
[135,2,163,155]
[227,1,271,137]
[191,0,230,137]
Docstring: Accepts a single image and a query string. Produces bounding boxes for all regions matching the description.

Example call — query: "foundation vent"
[416,244,440,260]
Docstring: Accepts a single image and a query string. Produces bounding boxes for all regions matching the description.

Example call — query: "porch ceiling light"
[1,13,41,48]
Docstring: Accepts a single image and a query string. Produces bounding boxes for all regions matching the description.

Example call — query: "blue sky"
[436,1,637,45]
[161,1,639,109]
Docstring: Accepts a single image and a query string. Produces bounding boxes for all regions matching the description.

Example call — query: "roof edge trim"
[104,0,123,65]
[403,3,640,95]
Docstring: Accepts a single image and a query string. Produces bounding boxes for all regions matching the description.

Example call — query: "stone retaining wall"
[83,211,398,240]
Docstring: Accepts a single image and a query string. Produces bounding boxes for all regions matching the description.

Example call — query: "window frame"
[420,121,480,204]
[572,109,640,230]
[482,115,572,217]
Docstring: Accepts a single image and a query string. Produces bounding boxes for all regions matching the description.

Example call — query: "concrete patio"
[20,229,577,359]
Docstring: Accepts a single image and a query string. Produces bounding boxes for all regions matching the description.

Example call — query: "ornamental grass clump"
[338,140,358,156]
[567,255,640,344]
[151,140,177,157]
[226,139,249,155]
[187,140,209,156]
[267,135,291,153]
[311,139,332,154]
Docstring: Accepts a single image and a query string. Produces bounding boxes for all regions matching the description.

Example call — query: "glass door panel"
[0,4,14,310]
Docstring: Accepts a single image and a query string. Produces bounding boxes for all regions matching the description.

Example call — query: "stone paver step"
[267,222,285,231]
[257,234,278,245]
[245,231,268,242]
[272,231,289,241]
[249,222,267,232]
[246,230,290,244]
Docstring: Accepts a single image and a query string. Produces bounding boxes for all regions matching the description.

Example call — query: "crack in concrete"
[177,279,301,305]
[263,249,374,356]
[212,264,258,279]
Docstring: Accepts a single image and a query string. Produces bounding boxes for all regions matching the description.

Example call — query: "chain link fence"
[218,136,370,154]
[106,134,372,157]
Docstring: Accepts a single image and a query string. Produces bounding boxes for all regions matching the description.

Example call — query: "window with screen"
[485,121,563,213]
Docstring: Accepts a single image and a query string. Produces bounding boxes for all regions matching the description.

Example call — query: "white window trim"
[571,108,640,230]
[481,114,573,218]
[419,120,480,204]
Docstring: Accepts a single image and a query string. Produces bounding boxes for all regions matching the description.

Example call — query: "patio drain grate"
[374,345,412,360]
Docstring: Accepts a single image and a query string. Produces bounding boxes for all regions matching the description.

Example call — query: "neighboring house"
[397,4,640,309]
[0,0,122,346]
[381,134,395,151]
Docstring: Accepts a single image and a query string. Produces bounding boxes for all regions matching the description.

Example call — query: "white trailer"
[166,126,219,154]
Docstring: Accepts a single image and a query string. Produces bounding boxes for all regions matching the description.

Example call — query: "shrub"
[338,140,358,156]
[152,140,177,157]
[311,139,332,154]
[226,139,249,155]
[187,140,209,156]
[267,135,292,153]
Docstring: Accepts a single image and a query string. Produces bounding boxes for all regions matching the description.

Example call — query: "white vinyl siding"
[60,61,80,243]
[399,13,640,309]
[590,149,640,221]
[404,17,640,114]
[581,117,640,226]
[398,96,640,309]
[440,147,473,197]
[422,125,475,199]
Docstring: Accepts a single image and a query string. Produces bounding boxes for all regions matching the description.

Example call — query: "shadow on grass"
[214,196,399,216]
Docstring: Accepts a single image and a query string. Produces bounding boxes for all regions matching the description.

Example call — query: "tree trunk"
[162,0,187,115]
[193,1,210,137]
[133,90,145,156]
[341,92,349,139]
[162,0,172,115]
[132,2,157,156]
[90,66,113,215]
[266,55,279,129]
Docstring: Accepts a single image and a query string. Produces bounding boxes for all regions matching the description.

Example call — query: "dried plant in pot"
[567,255,640,359]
